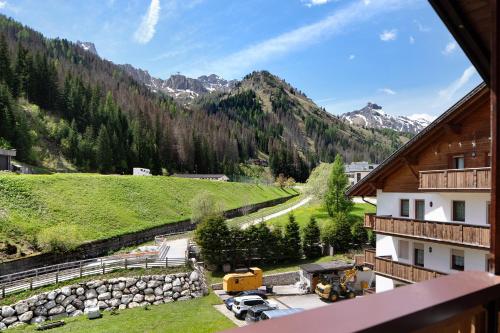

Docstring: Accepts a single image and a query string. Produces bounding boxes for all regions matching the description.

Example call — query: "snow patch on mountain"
[341,103,432,134]
[76,41,98,56]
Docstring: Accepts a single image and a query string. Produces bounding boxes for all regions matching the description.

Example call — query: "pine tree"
[0,35,12,90]
[284,214,302,261]
[325,155,353,217]
[303,217,322,259]
[96,125,113,174]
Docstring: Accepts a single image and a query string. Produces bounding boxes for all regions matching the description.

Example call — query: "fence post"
[29,278,33,290]
[79,261,83,278]
[145,257,148,269]
[1,286,4,298]
[102,258,105,275]
[165,257,168,268]
[124,258,128,270]
[55,271,59,284]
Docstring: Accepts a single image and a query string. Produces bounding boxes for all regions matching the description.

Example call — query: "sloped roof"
[346,83,488,197]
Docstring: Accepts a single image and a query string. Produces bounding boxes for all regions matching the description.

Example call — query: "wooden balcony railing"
[419,167,491,190]
[364,212,376,228]
[228,271,500,333]
[372,216,490,248]
[364,248,375,266]
[375,256,447,283]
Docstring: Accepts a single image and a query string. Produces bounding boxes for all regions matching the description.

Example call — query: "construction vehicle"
[315,267,357,302]
[223,267,263,293]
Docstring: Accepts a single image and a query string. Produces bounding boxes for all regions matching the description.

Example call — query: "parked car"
[231,295,270,319]
[245,304,279,323]
[224,290,267,310]
[260,308,304,321]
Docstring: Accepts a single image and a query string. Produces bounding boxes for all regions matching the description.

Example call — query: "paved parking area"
[275,293,330,310]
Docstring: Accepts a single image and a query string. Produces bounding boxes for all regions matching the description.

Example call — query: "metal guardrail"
[0,255,188,298]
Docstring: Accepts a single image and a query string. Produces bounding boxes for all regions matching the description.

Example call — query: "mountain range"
[1,16,411,181]
[341,102,433,134]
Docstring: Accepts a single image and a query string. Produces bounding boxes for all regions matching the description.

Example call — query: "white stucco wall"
[375,275,395,293]
[376,190,490,225]
[376,235,488,274]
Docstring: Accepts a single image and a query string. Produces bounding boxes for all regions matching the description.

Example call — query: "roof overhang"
[429,0,491,83]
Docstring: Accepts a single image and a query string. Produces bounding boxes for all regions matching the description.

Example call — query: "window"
[453,156,465,169]
[414,243,424,267]
[356,173,361,182]
[451,249,464,271]
[452,201,466,222]
[415,200,425,220]
[400,199,410,217]
[398,240,409,260]
[487,202,491,225]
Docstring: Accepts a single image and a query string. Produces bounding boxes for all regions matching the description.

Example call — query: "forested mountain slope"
[0,15,408,181]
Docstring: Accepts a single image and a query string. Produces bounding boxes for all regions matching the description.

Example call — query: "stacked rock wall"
[0,271,202,330]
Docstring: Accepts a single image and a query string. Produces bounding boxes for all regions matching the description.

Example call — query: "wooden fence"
[0,255,187,299]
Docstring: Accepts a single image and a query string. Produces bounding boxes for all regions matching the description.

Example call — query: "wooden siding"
[419,167,491,190]
[375,256,447,283]
[368,215,490,248]
[382,100,491,193]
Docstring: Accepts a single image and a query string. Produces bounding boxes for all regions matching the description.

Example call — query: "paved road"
[161,238,189,260]
[240,196,313,229]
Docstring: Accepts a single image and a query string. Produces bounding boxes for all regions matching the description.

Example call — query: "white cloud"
[442,41,457,55]
[348,54,355,60]
[438,66,477,101]
[379,88,396,95]
[198,0,409,78]
[414,19,430,32]
[409,36,415,44]
[379,29,397,41]
[134,0,161,44]
[0,1,6,9]
[302,0,332,7]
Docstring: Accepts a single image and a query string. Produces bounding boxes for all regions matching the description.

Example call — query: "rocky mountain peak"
[76,41,98,56]
[340,103,433,134]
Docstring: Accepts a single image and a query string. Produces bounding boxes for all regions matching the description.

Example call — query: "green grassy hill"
[0,174,295,260]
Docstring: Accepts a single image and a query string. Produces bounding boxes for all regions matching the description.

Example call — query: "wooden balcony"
[372,216,490,249]
[375,256,447,283]
[419,167,491,191]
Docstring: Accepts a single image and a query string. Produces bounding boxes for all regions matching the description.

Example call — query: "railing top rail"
[419,167,491,174]
[365,248,376,253]
[374,215,491,229]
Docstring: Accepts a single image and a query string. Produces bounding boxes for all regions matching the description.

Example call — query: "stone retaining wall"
[0,271,204,330]
[0,194,297,275]
[211,270,300,290]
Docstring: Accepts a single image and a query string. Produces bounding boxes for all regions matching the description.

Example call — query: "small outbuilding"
[133,168,151,176]
[0,148,16,171]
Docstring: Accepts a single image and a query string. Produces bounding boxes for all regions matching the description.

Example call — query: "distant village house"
[0,148,16,171]
[132,168,152,176]
[345,161,379,186]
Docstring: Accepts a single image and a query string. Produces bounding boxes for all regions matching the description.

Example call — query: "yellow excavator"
[315,267,357,302]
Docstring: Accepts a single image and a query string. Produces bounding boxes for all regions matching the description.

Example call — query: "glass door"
[415,200,425,220]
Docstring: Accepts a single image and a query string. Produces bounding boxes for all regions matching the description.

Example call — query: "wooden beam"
[491,0,500,275]
[444,123,462,135]
[401,157,419,179]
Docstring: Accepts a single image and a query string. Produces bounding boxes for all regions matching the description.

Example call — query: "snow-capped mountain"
[120,65,237,101]
[340,103,433,134]
[76,41,98,56]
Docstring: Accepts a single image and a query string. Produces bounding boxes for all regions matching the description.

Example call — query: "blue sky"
[0,0,483,119]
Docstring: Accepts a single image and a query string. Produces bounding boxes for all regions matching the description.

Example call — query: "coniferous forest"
[0,15,407,181]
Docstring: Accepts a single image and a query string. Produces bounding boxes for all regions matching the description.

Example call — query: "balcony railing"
[227,271,500,333]
[364,212,376,228]
[354,248,375,267]
[365,215,490,249]
[419,167,491,190]
[375,256,447,283]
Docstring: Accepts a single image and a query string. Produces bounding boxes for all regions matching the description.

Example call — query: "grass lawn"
[12,293,235,333]
[205,254,350,285]
[0,173,296,259]
[266,202,376,230]
[226,195,304,228]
